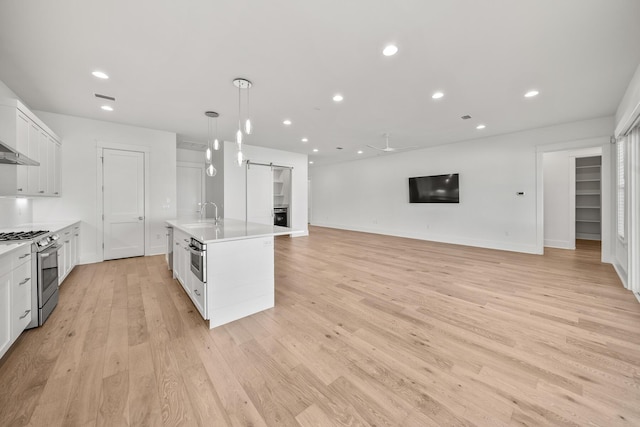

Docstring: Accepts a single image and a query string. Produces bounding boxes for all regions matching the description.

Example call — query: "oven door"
[38,245,60,308]
[189,244,206,283]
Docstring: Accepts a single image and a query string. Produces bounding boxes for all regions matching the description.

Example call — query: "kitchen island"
[166,218,294,329]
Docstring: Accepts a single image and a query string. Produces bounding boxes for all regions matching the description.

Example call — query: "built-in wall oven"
[274,207,288,227]
[189,238,206,283]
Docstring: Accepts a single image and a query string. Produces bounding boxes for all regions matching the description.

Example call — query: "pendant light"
[244,83,252,135]
[233,78,252,166]
[204,111,219,177]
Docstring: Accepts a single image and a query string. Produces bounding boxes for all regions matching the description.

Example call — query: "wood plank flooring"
[1,227,639,426]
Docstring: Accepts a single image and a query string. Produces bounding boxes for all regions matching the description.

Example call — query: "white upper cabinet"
[0,99,61,197]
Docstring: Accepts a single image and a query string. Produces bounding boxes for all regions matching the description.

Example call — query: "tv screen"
[408,174,459,203]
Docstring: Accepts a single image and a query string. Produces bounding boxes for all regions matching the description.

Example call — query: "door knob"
[138,216,144,220]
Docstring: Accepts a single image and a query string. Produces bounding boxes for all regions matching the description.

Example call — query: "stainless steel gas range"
[0,230,60,328]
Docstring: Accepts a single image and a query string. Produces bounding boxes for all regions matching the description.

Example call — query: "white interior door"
[103,149,145,260]
[177,162,204,219]
[246,164,273,225]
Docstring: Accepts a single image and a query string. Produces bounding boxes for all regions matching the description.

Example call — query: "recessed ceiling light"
[92,71,109,79]
[333,94,344,102]
[101,105,113,111]
[357,150,363,154]
[524,90,539,98]
[313,148,319,152]
[476,124,486,130]
[432,91,444,99]
[382,45,398,56]
[283,119,292,125]
[301,138,308,142]
[309,161,314,164]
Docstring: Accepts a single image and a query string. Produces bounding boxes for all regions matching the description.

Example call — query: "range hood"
[0,139,39,166]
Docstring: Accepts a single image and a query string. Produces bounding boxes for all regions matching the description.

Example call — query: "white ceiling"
[1,0,639,166]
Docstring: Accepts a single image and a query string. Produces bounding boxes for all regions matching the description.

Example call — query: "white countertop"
[166,218,296,243]
[0,242,28,257]
[0,220,80,234]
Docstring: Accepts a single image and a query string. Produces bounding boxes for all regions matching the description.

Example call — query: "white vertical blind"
[617,138,626,239]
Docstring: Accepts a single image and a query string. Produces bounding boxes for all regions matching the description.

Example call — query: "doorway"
[100,147,146,260]
[177,161,205,219]
[245,161,293,226]
[541,144,609,262]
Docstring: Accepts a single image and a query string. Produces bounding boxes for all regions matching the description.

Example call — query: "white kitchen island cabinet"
[166,218,294,329]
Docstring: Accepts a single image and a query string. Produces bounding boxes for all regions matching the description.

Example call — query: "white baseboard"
[613,262,629,289]
[544,239,575,250]
[310,222,539,255]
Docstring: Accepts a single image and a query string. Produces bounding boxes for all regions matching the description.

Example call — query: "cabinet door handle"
[17,188,23,191]
[175,242,179,246]
[38,190,44,193]
[74,234,79,237]
[55,192,59,195]
[19,310,31,319]
[18,253,30,259]
[184,239,189,243]
[194,289,201,297]
[19,278,30,285]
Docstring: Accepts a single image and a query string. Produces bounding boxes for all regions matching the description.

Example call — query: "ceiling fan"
[366,133,417,152]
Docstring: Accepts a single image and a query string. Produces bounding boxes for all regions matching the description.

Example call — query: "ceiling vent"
[94,93,116,101]
[461,115,472,120]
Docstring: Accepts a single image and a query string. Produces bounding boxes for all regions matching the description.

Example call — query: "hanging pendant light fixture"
[204,111,219,177]
[244,82,252,135]
[233,78,252,166]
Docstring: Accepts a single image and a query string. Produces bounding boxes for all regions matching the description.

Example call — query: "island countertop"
[166,218,295,243]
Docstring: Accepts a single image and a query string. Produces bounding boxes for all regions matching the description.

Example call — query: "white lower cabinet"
[0,245,33,360]
[173,229,190,295]
[58,223,80,285]
[0,271,11,359]
[11,261,32,338]
[171,228,207,317]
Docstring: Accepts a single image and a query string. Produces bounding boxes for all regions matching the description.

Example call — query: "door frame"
[96,142,150,262]
[535,136,612,263]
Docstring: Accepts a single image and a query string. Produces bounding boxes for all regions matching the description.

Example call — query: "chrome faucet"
[198,201,219,223]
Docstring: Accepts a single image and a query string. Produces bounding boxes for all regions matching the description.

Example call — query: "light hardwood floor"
[1,227,639,426]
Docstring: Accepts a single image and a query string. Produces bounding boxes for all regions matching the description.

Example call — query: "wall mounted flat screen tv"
[408,173,459,203]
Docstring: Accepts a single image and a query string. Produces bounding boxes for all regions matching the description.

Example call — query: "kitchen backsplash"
[0,198,32,228]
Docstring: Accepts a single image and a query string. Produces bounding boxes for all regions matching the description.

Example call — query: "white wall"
[543,147,602,249]
[0,80,20,101]
[177,146,224,217]
[543,151,573,249]
[32,112,177,263]
[310,117,613,254]
[616,63,640,136]
[0,198,32,228]
[223,141,308,236]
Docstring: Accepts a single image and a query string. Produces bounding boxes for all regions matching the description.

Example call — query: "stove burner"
[0,230,49,241]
